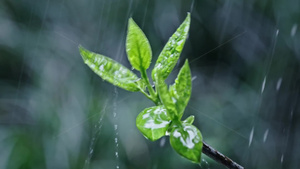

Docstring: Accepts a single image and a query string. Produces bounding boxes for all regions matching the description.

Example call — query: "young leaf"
[156,73,177,118]
[152,13,190,80]
[183,115,194,124]
[170,123,203,163]
[169,60,192,118]
[136,105,171,141]
[126,18,152,71]
[79,46,143,92]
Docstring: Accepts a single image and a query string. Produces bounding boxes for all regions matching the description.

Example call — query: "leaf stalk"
[140,68,159,105]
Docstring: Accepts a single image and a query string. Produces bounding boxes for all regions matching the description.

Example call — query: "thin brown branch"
[202,141,244,169]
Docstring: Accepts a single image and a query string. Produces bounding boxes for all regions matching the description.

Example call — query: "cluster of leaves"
[79,13,203,163]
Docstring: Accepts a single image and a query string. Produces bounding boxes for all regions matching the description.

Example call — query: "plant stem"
[139,89,154,101]
[140,69,158,104]
[202,141,244,169]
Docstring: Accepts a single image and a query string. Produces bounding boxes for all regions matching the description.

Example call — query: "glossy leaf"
[156,73,177,118]
[79,46,143,92]
[152,13,190,80]
[169,60,192,118]
[183,115,194,124]
[126,18,152,71]
[136,105,171,141]
[170,123,203,163]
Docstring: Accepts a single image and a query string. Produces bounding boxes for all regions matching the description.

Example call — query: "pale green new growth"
[79,13,203,164]
[126,18,152,71]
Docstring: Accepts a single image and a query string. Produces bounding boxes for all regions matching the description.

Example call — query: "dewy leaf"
[126,18,152,71]
[156,73,177,118]
[183,115,194,124]
[169,60,192,118]
[170,123,203,163]
[136,105,171,141]
[152,13,190,80]
[79,46,143,92]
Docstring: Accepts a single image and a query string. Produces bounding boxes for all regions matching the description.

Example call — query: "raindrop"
[276,29,279,36]
[83,102,107,169]
[263,129,269,143]
[281,154,284,163]
[192,76,197,82]
[160,137,166,147]
[199,158,210,169]
[261,76,266,94]
[290,24,297,37]
[276,78,282,91]
[249,127,254,147]
[190,0,195,13]
[113,86,120,169]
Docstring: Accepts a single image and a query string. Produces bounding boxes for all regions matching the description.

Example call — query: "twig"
[202,141,244,169]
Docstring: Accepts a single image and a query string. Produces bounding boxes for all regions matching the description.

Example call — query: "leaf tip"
[184,59,189,64]
[183,115,194,124]
[186,12,191,22]
[128,18,136,27]
[183,59,190,70]
[78,45,84,52]
[78,45,89,62]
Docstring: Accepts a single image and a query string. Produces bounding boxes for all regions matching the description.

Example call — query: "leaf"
[170,123,203,163]
[169,60,192,118]
[126,18,152,71]
[183,115,194,124]
[79,46,143,92]
[136,105,171,141]
[152,13,190,80]
[156,73,177,118]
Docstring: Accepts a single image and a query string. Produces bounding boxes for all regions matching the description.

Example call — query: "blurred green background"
[0,0,299,168]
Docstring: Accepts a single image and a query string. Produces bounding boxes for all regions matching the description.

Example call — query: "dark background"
[0,0,299,169]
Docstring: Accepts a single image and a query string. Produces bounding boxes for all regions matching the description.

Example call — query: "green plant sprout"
[79,13,244,169]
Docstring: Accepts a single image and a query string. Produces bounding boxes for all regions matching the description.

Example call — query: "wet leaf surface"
[152,13,190,80]
[136,105,171,141]
[170,122,203,163]
[170,60,192,118]
[79,46,143,92]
